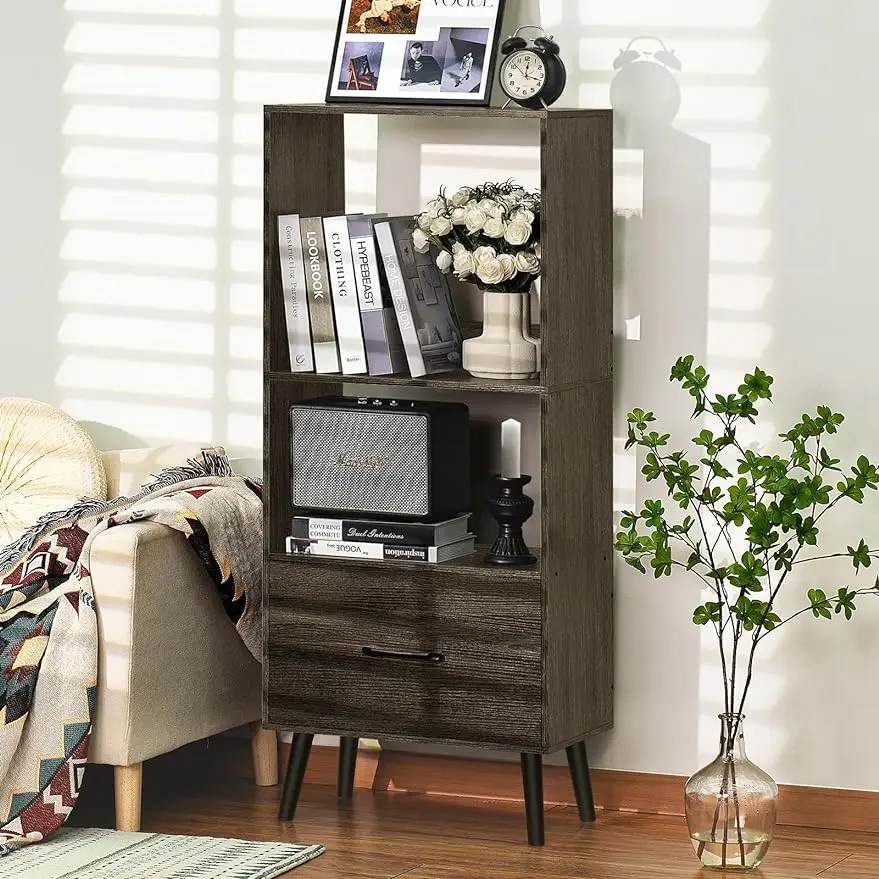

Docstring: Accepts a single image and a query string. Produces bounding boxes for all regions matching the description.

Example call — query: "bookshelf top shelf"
[265,103,610,121]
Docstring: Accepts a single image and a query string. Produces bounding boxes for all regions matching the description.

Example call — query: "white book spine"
[374,221,425,378]
[350,229,382,314]
[322,215,367,375]
[285,536,440,562]
[277,215,314,372]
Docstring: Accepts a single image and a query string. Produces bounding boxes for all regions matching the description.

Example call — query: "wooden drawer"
[265,560,542,749]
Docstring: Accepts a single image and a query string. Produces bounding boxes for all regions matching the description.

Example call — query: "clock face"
[500,50,547,101]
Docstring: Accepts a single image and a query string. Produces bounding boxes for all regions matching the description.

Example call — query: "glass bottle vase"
[684,714,778,871]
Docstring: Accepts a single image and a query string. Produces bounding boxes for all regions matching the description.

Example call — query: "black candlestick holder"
[485,474,537,566]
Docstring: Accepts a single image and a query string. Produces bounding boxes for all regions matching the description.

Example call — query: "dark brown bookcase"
[262,103,613,846]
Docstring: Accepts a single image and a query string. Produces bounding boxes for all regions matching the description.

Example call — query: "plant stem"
[793,550,879,565]
[730,759,746,867]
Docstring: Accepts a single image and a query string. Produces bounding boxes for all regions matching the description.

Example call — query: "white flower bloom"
[436,250,453,273]
[511,208,536,225]
[453,249,475,278]
[483,217,506,239]
[478,198,504,218]
[516,251,540,274]
[450,187,472,207]
[504,220,532,246]
[412,228,430,253]
[464,208,488,233]
[533,242,542,259]
[473,245,497,264]
[430,215,453,237]
[451,241,466,254]
[450,206,468,226]
[475,257,505,286]
[417,212,431,232]
[498,253,518,281]
[427,199,442,219]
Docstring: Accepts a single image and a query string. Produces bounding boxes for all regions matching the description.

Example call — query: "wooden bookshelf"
[262,103,613,846]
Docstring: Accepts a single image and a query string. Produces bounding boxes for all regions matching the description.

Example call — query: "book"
[291,513,471,547]
[276,215,314,372]
[323,215,368,375]
[300,216,340,374]
[374,216,463,378]
[348,215,407,376]
[286,534,476,563]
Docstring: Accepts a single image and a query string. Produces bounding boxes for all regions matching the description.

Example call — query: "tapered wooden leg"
[114,763,143,832]
[250,722,279,786]
[520,753,545,846]
[338,736,358,799]
[278,733,313,821]
[565,740,596,822]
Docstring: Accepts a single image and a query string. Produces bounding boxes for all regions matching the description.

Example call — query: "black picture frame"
[325,0,508,107]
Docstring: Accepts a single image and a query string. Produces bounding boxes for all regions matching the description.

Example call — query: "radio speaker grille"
[291,408,430,516]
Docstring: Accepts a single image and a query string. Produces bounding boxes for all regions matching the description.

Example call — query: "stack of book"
[285,513,475,564]
[278,213,464,379]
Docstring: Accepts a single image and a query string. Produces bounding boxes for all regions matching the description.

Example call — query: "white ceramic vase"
[462,288,538,380]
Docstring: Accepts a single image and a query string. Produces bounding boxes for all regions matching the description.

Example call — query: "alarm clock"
[498,25,566,110]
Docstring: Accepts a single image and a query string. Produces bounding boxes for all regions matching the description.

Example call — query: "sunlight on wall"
[57,0,355,454]
[577,0,778,772]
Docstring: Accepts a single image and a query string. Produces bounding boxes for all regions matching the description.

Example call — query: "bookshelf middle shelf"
[265,369,546,395]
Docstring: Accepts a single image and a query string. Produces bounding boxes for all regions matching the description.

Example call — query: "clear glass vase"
[685,714,778,871]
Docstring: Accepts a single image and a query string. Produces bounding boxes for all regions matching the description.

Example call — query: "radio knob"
[389,400,399,408]
[357,397,368,405]
[372,399,383,406]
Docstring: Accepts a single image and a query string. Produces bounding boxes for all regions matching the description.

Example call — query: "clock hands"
[511,61,540,81]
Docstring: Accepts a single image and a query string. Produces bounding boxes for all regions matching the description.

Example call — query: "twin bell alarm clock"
[498,25,566,110]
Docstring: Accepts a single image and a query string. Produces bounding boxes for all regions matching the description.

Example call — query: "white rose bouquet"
[412,180,541,294]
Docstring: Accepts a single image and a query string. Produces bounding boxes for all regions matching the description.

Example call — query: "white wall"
[3,0,879,790]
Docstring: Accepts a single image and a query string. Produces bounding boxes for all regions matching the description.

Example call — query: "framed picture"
[326,0,507,106]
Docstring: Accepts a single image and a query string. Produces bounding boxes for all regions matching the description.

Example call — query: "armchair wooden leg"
[249,722,279,786]
[114,763,143,832]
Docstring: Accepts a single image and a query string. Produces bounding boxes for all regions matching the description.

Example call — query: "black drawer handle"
[362,646,445,664]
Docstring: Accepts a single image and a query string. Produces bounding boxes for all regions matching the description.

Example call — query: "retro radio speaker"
[290,396,470,520]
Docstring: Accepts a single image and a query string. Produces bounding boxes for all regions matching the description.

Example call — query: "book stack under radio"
[277,213,463,379]
[286,513,475,564]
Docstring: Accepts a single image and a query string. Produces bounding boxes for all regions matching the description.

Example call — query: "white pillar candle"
[500,418,521,479]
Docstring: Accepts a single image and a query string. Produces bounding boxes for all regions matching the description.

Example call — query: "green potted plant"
[615,356,879,871]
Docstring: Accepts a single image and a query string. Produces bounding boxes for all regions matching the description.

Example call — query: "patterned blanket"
[0,448,262,848]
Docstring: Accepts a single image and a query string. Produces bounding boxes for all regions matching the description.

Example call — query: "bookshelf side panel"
[264,109,345,374]
[542,381,614,748]
[540,112,613,388]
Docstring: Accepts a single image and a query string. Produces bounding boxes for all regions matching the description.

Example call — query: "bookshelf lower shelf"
[267,546,541,581]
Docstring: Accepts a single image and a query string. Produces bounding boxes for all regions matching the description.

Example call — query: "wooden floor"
[70,743,877,878]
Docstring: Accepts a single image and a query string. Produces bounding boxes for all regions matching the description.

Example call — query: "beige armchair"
[87,446,276,831]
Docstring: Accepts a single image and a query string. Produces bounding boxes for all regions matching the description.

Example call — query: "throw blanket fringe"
[0,449,235,579]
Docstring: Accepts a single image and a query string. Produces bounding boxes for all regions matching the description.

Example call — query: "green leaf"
[624,556,646,574]
[650,545,673,578]
[692,605,711,625]
[847,539,871,572]
[641,499,665,528]
[807,588,832,620]
[833,587,858,620]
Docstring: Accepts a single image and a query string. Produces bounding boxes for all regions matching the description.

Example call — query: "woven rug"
[0,827,323,877]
